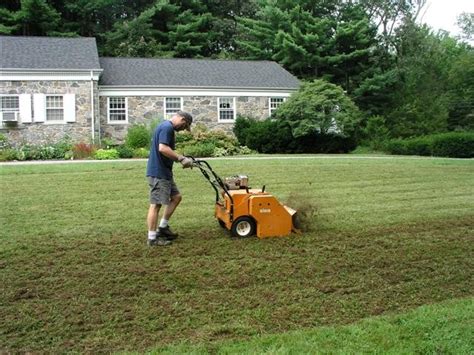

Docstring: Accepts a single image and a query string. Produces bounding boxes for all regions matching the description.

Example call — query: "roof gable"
[1,36,101,70]
[99,57,300,89]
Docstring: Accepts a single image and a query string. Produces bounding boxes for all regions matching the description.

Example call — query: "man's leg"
[159,180,182,228]
[158,193,182,239]
[163,193,182,220]
[147,203,161,232]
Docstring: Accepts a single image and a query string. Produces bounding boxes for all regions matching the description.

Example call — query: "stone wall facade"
[0,80,99,146]
[1,84,279,146]
[99,95,271,142]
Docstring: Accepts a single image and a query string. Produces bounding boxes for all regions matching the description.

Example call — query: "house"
[1,36,300,145]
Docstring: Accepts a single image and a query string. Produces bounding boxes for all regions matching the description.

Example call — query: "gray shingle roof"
[99,57,300,89]
[1,36,101,70]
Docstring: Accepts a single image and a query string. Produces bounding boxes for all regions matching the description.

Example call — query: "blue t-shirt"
[146,121,175,180]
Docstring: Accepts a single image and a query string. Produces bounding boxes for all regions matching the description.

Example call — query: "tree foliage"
[274,80,361,138]
[236,1,378,93]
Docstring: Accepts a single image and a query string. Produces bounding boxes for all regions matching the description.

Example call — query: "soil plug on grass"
[285,192,320,233]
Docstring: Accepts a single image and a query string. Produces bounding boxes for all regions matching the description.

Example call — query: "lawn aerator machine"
[192,158,299,238]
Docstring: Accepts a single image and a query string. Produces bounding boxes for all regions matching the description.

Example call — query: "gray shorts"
[147,177,180,205]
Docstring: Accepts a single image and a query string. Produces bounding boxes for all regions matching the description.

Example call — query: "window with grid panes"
[165,97,182,119]
[108,97,127,122]
[1,96,20,112]
[218,97,235,121]
[270,97,285,115]
[46,96,64,121]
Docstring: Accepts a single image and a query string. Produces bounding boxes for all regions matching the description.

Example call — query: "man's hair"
[176,111,193,127]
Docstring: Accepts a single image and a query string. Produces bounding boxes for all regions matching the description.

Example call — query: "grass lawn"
[153,297,474,354]
[1,155,473,352]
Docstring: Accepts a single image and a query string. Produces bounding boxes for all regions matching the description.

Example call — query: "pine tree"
[15,0,61,36]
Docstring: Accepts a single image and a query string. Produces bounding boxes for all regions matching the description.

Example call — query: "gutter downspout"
[90,70,95,143]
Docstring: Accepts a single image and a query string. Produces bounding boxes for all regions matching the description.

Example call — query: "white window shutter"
[64,94,76,122]
[19,94,32,123]
[33,94,46,122]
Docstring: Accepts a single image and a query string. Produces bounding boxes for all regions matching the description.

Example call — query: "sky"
[420,0,473,37]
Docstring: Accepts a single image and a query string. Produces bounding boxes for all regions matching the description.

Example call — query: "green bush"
[404,137,432,156]
[384,139,408,155]
[274,79,361,138]
[0,133,10,150]
[101,137,118,149]
[0,148,20,161]
[116,144,134,158]
[363,115,390,150]
[94,149,119,160]
[233,116,355,154]
[384,132,474,158]
[431,132,474,158]
[125,124,150,149]
[233,115,255,146]
[181,142,216,157]
[133,147,150,158]
[176,124,245,158]
[243,119,294,153]
[175,130,193,144]
[19,145,42,160]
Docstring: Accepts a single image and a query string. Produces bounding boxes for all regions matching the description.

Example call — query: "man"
[146,111,194,246]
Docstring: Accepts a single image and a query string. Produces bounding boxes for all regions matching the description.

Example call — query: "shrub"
[384,132,474,158]
[233,116,355,154]
[0,133,10,150]
[19,145,42,160]
[176,125,245,158]
[53,138,73,159]
[175,130,193,144]
[274,79,361,138]
[363,115,390,150]
[0,148,19,161]
[133,147,150,158]
[116,144,134,158]
[38,146,57,160]
[431,132,474,158]
[101,137,118,149]
[94,149,119,160]
[73,143,96,159]
[384,139,408,155]
[125,124,150,149]
[233,115,255,146]
[404,137,432,156]
[243,119,294,153]
[181,142,216,157]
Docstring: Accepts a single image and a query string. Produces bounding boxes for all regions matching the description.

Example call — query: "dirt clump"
[285,192,320,232]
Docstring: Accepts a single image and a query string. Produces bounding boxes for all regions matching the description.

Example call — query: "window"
[108,97,127,123]
[1,96,20,112]
[269,97,286,116]
[0,96,20,125]
[46,95,64,122]
[165,97,182,119]
[218,97,236,121]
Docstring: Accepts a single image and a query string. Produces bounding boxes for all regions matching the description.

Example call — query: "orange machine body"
[215,188,297,238]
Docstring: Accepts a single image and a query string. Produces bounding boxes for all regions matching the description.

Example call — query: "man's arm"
[158,143,183,162]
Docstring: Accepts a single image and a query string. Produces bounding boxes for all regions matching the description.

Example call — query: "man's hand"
[179,156,193,169]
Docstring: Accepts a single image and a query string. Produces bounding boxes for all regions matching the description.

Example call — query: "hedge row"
[233,117,356,154]
[384,132,474,158]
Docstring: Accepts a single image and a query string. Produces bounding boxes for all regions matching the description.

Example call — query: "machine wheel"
[218,219,227,229]
[230,216,256,238]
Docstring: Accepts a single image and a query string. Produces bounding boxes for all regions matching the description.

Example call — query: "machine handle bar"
[188,157,235,221]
